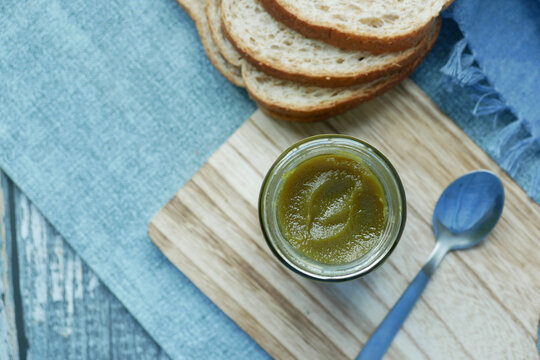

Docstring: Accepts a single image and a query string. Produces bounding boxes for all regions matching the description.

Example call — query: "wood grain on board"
[149,79,540,360]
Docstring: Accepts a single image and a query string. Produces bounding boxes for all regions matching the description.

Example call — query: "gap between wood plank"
[6,175,28,360]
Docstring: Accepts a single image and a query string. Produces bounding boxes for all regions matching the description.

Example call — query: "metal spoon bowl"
[433,170,505,250]
[358,170,505,360]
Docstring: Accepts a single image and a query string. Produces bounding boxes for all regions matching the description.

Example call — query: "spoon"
[358,170,505,360]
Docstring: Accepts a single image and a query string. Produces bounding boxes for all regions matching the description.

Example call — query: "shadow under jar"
[259,135,406,281]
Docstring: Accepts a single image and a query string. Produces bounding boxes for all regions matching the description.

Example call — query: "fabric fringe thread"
[440,39,540,198]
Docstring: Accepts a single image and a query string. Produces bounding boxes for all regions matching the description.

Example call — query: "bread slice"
[205,0,244,67]
[177,0,244,87]
[260,0,453,53]
[243,20,440,122]
[221,0,432,88]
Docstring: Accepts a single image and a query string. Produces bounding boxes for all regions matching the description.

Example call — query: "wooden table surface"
[0,171,170,360]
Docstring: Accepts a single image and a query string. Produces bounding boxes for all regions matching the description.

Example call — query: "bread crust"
[205,0,244,67]
[247,20,441,122]
[259,0,453,54]
[177,0,245,87]
[258,106,334,123]
[221,0,434,88]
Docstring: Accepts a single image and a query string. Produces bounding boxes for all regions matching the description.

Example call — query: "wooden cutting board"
[148,79,540,359]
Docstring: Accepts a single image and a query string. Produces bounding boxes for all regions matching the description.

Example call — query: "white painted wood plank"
[0,172,171,359]
[0,171,19,360]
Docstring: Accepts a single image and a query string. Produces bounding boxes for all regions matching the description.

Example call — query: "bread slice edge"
[177,0,245,87]
[205,0,244,67]
[246,20,441,121]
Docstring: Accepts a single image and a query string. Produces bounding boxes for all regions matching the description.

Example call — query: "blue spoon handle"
[357,269,431,360]
[357,242,448,360]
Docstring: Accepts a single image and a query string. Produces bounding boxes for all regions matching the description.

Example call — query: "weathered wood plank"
[0,171,20,360]
[0,171,170,360]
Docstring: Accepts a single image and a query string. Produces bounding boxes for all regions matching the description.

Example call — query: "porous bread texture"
[205,0,244,67]
[243,20,441,122]
[260,0,453,53]
[221,0,430,87]
[178,0,244,87]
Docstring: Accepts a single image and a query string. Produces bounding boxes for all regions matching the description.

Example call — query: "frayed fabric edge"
[440,37,540,200]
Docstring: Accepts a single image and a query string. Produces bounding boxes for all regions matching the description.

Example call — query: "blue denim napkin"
[0,0,537,359]
[441,0,540,199]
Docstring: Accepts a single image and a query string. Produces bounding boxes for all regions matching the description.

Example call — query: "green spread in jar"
[276,154,387,264]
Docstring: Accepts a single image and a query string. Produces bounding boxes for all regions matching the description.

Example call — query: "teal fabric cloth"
[0,0,537,359]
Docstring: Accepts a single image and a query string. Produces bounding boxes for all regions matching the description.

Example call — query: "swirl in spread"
[277,154,387,264]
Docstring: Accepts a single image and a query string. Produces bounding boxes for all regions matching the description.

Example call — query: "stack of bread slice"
[178,0,451,122]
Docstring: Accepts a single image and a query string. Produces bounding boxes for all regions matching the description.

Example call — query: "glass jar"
[258,135,406,281]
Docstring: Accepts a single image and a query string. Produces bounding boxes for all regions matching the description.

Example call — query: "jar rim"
[258,134,407,281]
